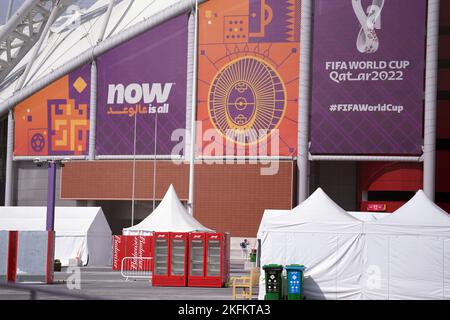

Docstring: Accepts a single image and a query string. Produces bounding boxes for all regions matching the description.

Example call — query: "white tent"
[363,190,450,299]
[348,212,390,222]
[0,206,112,267]
[123,184,213,235]
[257,189,450,300]
[258,188,364,300]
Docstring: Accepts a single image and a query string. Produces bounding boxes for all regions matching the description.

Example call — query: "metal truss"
[0,0,57,83]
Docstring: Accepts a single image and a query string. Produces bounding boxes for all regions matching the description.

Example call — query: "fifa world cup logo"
[352,0,385,53]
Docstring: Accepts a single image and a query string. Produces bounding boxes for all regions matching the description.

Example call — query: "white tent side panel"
[361,235,446,300]
[86,234,112,266]
[389,236,445,300]
[258,188,365,300]
[362,191,450,299]
[362,235,389,300]
[86,208,112,266]
[333,234,364,300]
[55,236,88,266]
[445,239,450,299]
[258,231,287,300]
[258,231,364,300]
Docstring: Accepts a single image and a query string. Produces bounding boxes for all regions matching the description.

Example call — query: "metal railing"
[120,257,153,282]
[0,281,105,300]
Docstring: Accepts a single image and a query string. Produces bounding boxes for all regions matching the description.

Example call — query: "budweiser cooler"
[152,232,189,287]
[205,232,230,287]
[188,232,206,286]
[188,232,230,287]
[152,232,170,286]
[169,232,189,286]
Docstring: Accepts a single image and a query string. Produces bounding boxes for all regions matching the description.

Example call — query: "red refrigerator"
[168,232,189,287]
[187,232,206,287]
[152,232,188,287]
[188,232,230,287]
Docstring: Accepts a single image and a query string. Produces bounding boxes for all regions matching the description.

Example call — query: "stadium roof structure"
[0,0,202,117]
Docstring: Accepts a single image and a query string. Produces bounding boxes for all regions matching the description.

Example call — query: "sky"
[0,0,26,25]
[1,0,102,26]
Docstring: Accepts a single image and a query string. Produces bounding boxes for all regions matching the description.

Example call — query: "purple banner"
[96,14,188,156]
[310,0,426,155]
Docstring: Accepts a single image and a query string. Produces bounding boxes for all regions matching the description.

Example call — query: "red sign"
[112,235,153,271]
[112,235,125,270]
[367,203,387,212]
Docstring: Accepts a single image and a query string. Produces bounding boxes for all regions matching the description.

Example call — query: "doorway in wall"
[309,161,358,211]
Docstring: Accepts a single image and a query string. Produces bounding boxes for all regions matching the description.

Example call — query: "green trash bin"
[263,264,283,300]
[54,259,62,272]
[285,265,306,300]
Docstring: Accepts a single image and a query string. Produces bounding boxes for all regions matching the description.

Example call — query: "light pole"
[33,159,67,231]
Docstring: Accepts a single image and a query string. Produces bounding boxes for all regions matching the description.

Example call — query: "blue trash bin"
[285,265,306,300]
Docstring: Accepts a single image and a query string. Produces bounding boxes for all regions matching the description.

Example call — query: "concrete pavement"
[0,260,258,300]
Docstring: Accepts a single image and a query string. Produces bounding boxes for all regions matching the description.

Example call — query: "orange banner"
[197,0,301,157]
[14,65,90,156]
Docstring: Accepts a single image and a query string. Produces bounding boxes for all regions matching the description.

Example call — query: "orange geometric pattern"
[14,66,90,156]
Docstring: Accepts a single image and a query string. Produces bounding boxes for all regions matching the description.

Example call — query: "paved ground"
[0,260,258,300]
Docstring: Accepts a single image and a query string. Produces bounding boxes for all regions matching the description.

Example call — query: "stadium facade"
[0,0,449,237]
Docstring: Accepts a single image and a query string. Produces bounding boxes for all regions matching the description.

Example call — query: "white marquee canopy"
[123,184,213,235]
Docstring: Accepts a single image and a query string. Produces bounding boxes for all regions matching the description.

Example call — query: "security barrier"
[0,232,8,282]
[0,231,54,284]
[120,257,153,281]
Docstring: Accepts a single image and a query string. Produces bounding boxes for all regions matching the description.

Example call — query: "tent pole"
[297,0,313,204]
[423,0,440,201]
[188,2,198,216]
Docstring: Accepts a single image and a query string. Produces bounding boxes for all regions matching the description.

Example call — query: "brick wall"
[61,160,295,236]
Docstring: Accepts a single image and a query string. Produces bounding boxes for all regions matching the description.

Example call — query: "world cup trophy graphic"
[352,0,385,53]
